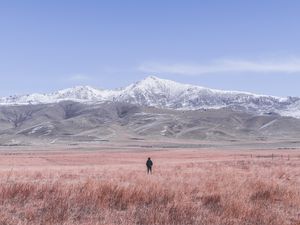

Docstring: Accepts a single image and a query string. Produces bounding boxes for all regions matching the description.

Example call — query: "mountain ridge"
[1,76,300,118]
[1,101,300,146]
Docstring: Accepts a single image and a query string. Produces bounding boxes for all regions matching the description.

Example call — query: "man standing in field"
[146,157,153,174]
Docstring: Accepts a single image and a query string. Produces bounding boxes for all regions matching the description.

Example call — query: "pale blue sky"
[1,0,300,96]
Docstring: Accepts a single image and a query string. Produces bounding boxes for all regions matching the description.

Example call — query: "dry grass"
[0,148,299,225]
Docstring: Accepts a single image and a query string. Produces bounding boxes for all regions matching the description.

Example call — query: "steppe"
[0,143,299,225]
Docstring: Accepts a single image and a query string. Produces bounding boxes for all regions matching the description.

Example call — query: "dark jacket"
[146,159,153,167]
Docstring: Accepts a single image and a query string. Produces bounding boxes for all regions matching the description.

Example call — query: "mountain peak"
[137,75,169,86]
[127,76,189,97]
[142,75,185,84]
[62,85,100,92]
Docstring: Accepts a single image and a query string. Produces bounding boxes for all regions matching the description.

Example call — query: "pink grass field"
[0,147,299,225]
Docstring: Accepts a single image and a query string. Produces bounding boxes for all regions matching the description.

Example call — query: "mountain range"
[1,76,300,146]
[1,76,300,118]
[1,101,300,147]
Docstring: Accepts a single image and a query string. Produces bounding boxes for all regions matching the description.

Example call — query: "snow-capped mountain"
[1,76,300,118]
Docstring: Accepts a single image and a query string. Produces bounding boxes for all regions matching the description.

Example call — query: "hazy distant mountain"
[1,76,300,118]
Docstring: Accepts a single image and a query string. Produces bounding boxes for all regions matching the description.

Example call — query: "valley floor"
[0,146,299,225]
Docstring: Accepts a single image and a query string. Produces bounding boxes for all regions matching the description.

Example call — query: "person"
[146,157,153,174]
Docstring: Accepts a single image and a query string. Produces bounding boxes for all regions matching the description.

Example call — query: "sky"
[1,0,300,97]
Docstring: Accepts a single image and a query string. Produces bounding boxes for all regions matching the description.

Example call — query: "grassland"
[0,147,299,225]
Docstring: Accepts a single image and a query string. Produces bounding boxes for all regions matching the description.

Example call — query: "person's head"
[148,157,151,160]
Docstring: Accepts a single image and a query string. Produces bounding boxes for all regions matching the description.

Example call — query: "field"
[0,146,299,225]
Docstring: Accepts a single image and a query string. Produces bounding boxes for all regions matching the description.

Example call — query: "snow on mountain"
[1,76,300,118]
[106,76,300,117]
[0,86,107,105]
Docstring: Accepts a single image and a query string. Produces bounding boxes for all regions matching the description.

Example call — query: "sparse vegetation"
[0,149,299,225]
